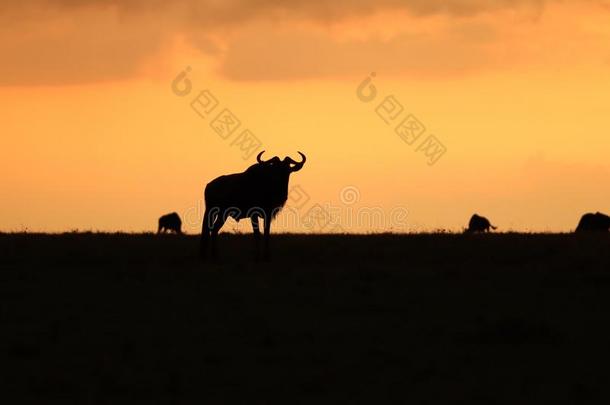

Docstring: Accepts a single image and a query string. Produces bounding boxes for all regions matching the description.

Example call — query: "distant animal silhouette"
[465,214,497,233]
[201,151,306,260]
[575,212,610,232]
[158,212,182,234]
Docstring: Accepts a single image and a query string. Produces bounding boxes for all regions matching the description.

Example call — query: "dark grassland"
[1,232,610,404]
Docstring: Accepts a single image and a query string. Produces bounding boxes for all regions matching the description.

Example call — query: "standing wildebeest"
[158,212,182,234]
[201,151,306,259]
[465,214,497,233]
[575,212,610,232]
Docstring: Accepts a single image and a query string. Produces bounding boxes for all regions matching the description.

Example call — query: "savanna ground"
[1,232,610,404]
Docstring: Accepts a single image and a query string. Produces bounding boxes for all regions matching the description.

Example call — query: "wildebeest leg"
[210,215,227,259]
[251,215,261,260]
[200,208,215,259]
[263,216,271,261]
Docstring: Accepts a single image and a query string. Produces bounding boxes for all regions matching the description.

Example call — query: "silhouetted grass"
[1,232,610,403]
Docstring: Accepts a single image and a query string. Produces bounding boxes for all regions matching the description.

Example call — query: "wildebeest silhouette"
[575,212,610,232]
[158,212,182,234]
[465,214,497,233]
[201,151,306,259]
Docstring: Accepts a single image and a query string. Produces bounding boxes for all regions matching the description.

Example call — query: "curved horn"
[256,150,266,163]
[289,151,306,172]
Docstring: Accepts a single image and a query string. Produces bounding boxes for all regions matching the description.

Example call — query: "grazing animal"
[158,212,182,234]
[201,151,306,259]
[465,214,497,233]
[575,212,610,232]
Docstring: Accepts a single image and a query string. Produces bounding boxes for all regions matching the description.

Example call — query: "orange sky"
[1,0,609,233]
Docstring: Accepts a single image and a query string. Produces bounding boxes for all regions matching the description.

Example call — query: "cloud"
[219,24,496,80]
[9,0,551,19]
[0,0,609,85]
[0,8,170,86]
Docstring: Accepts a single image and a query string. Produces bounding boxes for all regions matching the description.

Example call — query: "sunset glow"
[2,0,609,233]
